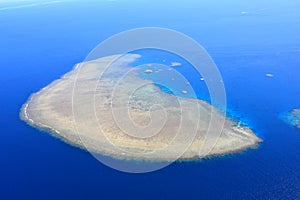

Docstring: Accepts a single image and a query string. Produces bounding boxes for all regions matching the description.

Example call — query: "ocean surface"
[1,0,300,199]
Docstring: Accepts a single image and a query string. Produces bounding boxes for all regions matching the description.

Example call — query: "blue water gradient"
[1,0,300,199]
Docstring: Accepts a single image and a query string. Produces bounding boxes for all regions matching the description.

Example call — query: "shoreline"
[20,54,262,162]
[21,101,262,162]
[20,93,262,162]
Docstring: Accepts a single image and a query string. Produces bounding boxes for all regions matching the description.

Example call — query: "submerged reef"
[281,109,300,129]
[20,54,262,161]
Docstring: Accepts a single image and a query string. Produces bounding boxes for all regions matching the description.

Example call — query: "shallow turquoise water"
[1,0,300,199]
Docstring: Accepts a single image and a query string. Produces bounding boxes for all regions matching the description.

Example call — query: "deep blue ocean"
[1,0,300,199]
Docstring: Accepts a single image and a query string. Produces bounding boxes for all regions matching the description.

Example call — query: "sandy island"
[20,54,262,161]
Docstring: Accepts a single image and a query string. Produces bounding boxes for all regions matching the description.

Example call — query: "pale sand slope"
[20,54,262,161]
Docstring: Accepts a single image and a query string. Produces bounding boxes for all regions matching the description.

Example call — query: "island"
[20,54,262,161]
